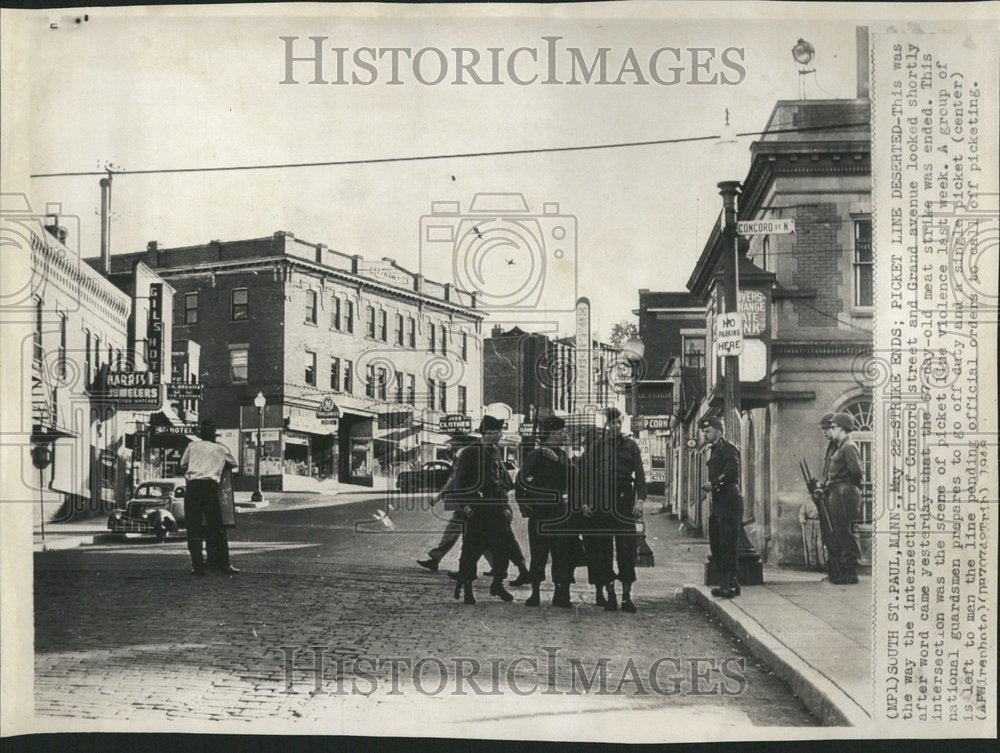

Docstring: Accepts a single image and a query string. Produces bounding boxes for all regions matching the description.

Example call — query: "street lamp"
[251,391,265,503]
[31,440,54,541]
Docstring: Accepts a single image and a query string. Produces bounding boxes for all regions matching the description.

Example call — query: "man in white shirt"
[180,418,238,575]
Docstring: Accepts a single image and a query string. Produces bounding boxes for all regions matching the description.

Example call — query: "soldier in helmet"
[450,415,517,605]
[820,412,864,584]
[699,416,741,598]
[582,407,647,613]
[814,412,842,580]
[515,414,574,607]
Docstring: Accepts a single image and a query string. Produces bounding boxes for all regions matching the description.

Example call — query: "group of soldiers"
[417,408,647,612]
[806,411,865,584]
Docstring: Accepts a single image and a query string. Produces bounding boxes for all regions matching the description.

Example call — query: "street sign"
[714,312,744,357]
[316,396,340,420]
[166,382,203,400]
[641,416,672,432]
[439,414,472,433]
[737,218,795,235]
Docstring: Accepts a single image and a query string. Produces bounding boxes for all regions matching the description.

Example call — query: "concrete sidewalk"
[668,527,871,726]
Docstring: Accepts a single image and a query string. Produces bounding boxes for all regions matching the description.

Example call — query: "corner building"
[108,232,484,491]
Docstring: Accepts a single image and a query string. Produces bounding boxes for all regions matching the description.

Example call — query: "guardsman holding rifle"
[820,412,864,584]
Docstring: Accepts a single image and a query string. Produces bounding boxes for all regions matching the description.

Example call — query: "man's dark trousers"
[709,497,742,589]
[185,478,231,572]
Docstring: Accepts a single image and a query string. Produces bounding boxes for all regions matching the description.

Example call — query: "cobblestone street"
[33,495,818,738]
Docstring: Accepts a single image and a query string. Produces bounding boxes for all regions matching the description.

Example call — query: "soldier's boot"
[525,583,541,607]
[509,566,532,588]
[490,578,514,602]
[621,583,637,613]
[594,585,606,607]
[552,583,573,609]
[603,584,618,612]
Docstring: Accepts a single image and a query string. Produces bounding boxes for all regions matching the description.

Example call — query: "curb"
[683,584,870,727]
[235,499,270,509]
[33,535,96,552]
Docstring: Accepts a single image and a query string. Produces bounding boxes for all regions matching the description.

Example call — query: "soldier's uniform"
[517,444,573,588]
[701,417,742,593]
[451,432,516,593]
[585,426,646,590]
[815,413,842,580]
[823,413,864,582]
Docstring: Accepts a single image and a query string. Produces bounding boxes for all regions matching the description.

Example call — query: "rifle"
[799,458,836,545]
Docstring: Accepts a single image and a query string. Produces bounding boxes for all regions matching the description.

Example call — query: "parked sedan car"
[108,478,186,542]
[395,460,453,492]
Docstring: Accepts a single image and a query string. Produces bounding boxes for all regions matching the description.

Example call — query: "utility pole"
[718,179,742,434]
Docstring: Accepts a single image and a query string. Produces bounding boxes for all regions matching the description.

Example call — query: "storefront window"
[283,431,311,476]
[841,397,874,521]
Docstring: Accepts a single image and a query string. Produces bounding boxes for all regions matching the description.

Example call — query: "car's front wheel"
[153,520,168,542]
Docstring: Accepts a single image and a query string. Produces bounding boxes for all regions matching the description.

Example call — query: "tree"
[608,320,638,348]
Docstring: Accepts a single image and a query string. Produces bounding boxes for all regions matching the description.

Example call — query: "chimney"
[44,213,67,244]
[491,324,504,338]
[856,26,870,99]
[99,176,112,275]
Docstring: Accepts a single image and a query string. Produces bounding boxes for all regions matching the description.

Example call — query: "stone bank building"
[107,233,485,491]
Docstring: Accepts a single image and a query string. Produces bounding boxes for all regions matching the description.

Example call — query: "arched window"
[840,397,874,521]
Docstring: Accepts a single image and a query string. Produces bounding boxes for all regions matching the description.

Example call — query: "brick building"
[484,325,621,417]
[106,232,484,491]
[631,290,705,497]
[671,94,873,568]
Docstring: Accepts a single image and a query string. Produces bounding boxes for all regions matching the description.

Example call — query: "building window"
[440,325,448,355]
[427,378,436,410]
[461,331,468,361]
[304,351,316,385]
[330,297,341,330]
[395,371,404,403]
[379,309,388,342]
[184,292,198,324]
[345,301,354,333]
[230,348,248,384]
[84,329,92,385]
[406,374,416,406]
[94,335,101,375]
[305,290,318,325]
[682,336,706,371]
[395,314,405,346]
[438,382,447,412]
[841,397,875,522]
[377,367,388,401]
[366,305,376,338]
[330,357,341,391]
[365,364,376,398]
[760,236,770,271]
[853,219,873,308]
[115,348,122,371]
[458,385,467,415]
[344,360,353,393]
[408,317,416,348]
[428,323,436,353]
[231,288,248,321]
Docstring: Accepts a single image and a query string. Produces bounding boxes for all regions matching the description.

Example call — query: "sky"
[21,4,865,339]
